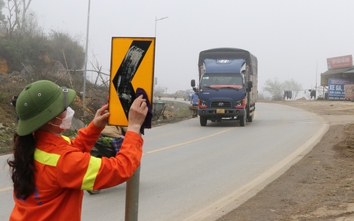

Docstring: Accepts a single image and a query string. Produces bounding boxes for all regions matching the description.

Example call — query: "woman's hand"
[93,104,110,128]
[127,95,148,134]
[93,95,148,133]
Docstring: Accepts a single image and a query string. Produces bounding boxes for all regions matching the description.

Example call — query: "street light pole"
[154,16,168,37]
[124,17,170,221]
[83,0,91,109]
[154,16,168,89]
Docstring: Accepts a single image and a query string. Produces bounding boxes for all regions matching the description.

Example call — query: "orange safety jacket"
[9,122,143,221]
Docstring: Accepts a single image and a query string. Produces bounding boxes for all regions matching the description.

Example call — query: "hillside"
[0,72,191,153]
[0,71,110,152]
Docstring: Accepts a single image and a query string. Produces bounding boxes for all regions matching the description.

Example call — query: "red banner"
[345,84,354,99]
[327,55,353,69]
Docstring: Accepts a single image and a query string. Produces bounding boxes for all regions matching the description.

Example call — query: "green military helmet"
[16,80,76,136]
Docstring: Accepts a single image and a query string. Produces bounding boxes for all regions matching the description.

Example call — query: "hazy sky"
[30,0,354,93]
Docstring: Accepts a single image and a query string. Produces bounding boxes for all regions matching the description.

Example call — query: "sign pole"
[125,165,141,221]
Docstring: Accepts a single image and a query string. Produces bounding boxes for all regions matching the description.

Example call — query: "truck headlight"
[199,99,207,108]
[235,100,242,106]
[235,99,246,108]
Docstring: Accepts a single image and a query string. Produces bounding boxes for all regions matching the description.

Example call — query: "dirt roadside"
[218,99,354,221]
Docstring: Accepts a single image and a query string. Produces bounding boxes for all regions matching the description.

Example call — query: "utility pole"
[83,0,91,109]
[316,60,318,89]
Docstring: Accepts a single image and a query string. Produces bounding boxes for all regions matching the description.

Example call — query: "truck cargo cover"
[199,48,258,75]
[203,59,245,73]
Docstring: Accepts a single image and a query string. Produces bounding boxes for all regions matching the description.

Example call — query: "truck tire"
[87,189,101,195]
[200,116,207,126]
[247,114,253,122]
[239,115,246,126]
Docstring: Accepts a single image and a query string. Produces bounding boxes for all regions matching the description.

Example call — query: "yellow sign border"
[108,37,155,126]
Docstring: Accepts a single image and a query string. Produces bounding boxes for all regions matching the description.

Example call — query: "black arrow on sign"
[112,40,152,120]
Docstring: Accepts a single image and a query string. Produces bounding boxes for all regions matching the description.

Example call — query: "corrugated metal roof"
[321,67,354,76]
[320,66,354,86]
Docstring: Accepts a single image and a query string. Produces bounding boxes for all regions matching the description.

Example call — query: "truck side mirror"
[191,79,196,87]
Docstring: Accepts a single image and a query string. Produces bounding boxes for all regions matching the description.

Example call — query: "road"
[0,102,327,221]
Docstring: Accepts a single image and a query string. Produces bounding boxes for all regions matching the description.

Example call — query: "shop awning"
[320,66,354,86]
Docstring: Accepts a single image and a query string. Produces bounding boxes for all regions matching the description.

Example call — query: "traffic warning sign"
[108,37,155,126]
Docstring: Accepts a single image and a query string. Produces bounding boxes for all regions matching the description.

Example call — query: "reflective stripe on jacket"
[9,122,143,221]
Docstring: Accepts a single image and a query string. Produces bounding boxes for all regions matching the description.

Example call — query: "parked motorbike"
[189,105,198,118]
[87,135,124,195]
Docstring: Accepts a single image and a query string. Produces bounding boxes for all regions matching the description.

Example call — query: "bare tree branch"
[5,0,32,36]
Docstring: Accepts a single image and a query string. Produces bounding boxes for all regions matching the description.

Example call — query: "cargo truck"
[191,48,258,126]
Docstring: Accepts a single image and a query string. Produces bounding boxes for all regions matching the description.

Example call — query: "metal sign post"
[125,165,141,221]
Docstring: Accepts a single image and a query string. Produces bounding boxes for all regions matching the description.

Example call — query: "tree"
[3,0,33,37]
[154,85,167,97]
[0,1,85,76]
[263,78,284,100]
[263,78,303,100]
[283,79,302,99]
[48,31,85,70]
[0,0,5,26]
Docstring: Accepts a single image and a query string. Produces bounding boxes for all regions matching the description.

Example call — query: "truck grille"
[210,101,232,108]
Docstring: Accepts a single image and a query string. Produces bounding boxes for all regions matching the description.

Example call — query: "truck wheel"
[87,190,101,195]
[200,116,207,126]
[247,114,253,122]
[239,115,246,126]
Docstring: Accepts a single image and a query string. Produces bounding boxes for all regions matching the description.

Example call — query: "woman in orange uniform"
[7,80,148,221]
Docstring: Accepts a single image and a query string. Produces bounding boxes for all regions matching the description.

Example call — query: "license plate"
[216,109,225,114]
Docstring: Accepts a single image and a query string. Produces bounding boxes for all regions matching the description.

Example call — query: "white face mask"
[51,107,75,130]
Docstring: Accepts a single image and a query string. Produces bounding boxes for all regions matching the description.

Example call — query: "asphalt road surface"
[0,102,327,221]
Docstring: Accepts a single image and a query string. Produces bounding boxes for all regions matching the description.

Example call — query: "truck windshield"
[200,74,243,87]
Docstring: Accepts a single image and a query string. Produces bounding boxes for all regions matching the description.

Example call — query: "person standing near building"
[7,80,148,221]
